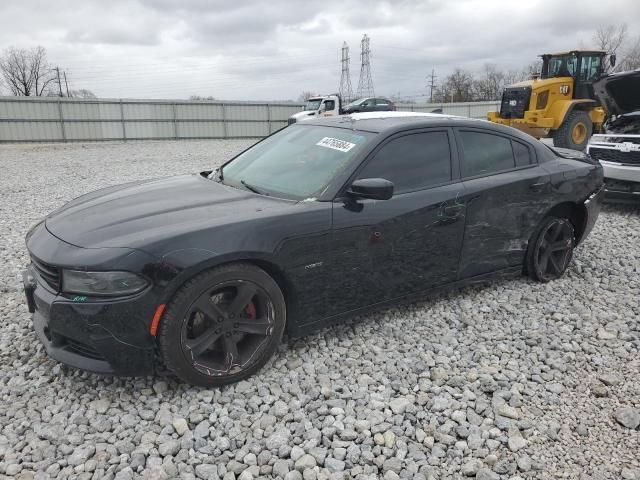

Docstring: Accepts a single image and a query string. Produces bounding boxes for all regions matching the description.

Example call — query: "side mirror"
[609,54,616,68]
[348,178,393,200]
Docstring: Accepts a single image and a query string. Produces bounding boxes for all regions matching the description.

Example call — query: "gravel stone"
[476,468,500,480]
[294,454,317,471]
[172,418,189,436]
[614,407,640,429]
[0,140,638,480]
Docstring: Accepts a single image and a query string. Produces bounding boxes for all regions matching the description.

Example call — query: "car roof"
[302,111,544,149]
[303,111,485,132]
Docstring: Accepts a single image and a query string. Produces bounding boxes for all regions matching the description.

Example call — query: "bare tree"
[473,64,505,101]
[69,89,97,99]
[435,69,475,102]
[297,91,315,102]
[0,46,56,96]
[594,24,628,55]
[593,24,628,72]
[619,35,640,71]
[189,95,216,100]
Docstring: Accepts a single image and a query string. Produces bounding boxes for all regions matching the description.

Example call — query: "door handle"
[530,182,546,192]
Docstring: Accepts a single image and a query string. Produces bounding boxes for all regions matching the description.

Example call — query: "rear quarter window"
[459,130,515,177]
[512,140,533,166]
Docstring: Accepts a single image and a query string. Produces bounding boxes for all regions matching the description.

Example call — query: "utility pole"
[339,41,354,103]
[63,71,70,97]
[427,68,437,103]
[55,67,63,97]
[356,34,374,98]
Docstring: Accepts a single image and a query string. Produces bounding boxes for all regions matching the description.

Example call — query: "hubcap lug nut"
[217,317,224,323]
[225,332,231,337]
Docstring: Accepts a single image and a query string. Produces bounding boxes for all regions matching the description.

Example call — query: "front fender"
[156,248,285,305]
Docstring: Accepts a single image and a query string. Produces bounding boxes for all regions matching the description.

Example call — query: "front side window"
[546,54,578,78]
[221,125,373,200]
[357,131,452,194]
[459,131,515,177]
[323,100,335,111]
[579,55,602,81]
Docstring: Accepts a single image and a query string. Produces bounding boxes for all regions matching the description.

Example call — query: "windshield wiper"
[241,179,268,196]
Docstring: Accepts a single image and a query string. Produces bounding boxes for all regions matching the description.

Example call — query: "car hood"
[290,111,317,120]
[45,174,295,250]
[593,69,640,117]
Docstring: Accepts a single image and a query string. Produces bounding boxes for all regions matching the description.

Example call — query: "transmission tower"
[339,42,354,103]
[356,34,374,98]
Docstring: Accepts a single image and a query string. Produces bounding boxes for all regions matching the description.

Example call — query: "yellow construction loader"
[488,50,616,150]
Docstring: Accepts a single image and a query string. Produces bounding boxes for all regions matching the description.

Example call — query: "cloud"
[0,0,637,100]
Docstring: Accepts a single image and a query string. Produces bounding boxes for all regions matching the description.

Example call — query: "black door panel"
[458,167,553,278]
[326,183,466,317]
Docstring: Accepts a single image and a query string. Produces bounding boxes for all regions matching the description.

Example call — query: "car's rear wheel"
[526,216,575,282]
[159,263,286,386]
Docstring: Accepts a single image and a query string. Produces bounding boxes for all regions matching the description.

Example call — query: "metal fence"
[0,97,500,143]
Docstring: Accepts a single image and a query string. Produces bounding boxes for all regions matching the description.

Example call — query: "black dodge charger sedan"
[24,112,603,386]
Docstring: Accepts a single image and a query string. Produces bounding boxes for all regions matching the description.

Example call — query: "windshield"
[304,99,322,111]
[346,98,367,107]
[219,125,373,200]
[543,54,577,79]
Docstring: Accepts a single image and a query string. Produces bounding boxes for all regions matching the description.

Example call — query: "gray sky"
[1,0,638,101]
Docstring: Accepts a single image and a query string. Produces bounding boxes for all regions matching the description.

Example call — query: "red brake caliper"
[245,301,257,319]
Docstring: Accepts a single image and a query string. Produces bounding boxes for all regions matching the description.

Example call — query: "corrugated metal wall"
[0,97,500,143]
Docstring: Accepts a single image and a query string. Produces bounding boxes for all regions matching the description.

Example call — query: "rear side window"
[512,140,532,166]
[357,131,452,194]
[459,131,515,177]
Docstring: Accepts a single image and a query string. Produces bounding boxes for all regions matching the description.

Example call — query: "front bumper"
[24,222,160,376]
[24,267,157,375]
[587,134,640,203]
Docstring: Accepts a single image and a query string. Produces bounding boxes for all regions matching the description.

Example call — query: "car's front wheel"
[525,216,575,282]
[159,263,286,386]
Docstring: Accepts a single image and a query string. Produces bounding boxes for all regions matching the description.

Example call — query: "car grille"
[63,338,106,361]
[288,118,296,125]
[31,256,61,291]
[589,147,640,165]
[499,87,531,119]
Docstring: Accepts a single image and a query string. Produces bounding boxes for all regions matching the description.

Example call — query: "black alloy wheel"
[159,264,286,386]
[526,217,575,282]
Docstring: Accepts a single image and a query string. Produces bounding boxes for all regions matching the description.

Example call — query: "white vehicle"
[288,94,342,125]
[587,70,640,202]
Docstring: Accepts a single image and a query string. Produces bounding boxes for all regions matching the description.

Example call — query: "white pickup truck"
[587,70,640,202]
[288,94,342,125]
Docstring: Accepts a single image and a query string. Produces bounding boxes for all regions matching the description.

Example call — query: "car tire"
[158,263,286,386]
[525,216,575,282]
[552,111,592,151]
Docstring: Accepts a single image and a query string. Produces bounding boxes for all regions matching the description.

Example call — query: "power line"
[356,34,374,98]
[338,41,353,103]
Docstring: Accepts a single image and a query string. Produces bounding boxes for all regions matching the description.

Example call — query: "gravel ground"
[0,140,639,480]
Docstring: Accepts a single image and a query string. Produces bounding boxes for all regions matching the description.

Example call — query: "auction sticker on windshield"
[316,137,356,153]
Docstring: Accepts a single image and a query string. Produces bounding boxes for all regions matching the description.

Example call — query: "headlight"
[536,90,549,110]
[62,270,149,296]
